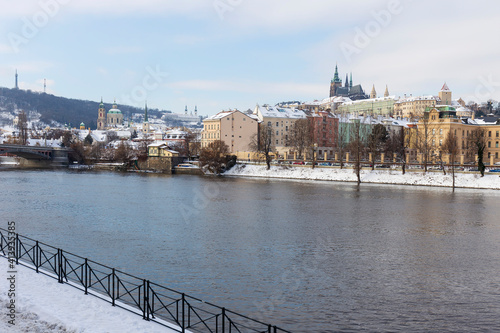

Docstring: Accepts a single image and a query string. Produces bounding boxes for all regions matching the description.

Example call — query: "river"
[1,170,500,332]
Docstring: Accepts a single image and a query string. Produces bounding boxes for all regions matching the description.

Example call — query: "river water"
[1,170,500,332]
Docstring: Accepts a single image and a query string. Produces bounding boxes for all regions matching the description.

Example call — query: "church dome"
[108,101,122,114]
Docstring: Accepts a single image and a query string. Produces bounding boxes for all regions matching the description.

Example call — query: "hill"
[0,87,164,129]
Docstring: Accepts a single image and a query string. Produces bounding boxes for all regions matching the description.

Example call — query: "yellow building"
[252,104,307,156]
[201,110,259,154]
[394,95,438,119]
[407,107,500,165]
[148,143,180,157]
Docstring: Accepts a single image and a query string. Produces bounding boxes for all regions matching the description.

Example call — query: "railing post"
[146,280,150,320]
[57,248,63,283]
[222,307,225,333]
[273,326,277,333]
[112,268,116,306]
[35,241,39,273]
[268,324,272,333]
[142,279,146,320]
[84,258,88,295]
[15,233,19,265]
[182,293,185,333]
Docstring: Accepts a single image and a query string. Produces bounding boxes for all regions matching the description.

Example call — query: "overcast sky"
[1,0,499,116]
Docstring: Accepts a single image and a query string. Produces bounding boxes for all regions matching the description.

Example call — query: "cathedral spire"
[349,73,353,89]
[333,64,341,83]
[144,102,148,122]
[15,69,18,89]
[384,85,389,98]
[345,74,349,88]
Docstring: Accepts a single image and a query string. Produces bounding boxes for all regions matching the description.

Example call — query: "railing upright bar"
[15,233,19,265]
[112,268,116,306]
[182,293,185,333]
[57,248,63,283]
[142,279,146,320]
[84,258,88,295]
[146,280,150,320]
[222,307,225,333]
[35,241,39,273]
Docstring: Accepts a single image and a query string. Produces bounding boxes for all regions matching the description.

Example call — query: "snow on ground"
[0,258,176,332]
[225,164,500,190]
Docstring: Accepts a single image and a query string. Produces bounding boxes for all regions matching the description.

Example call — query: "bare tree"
[442,130,459,190]
[415,115,435,172]
[287,119,312,159]
[115,141,134,163]
[199,140,230,175]
[250,123,275,170]
[336,114,349,169]
[348,118,367,184]
[468,127,488,176]
[367,123,388,170]
[184,130,201,159]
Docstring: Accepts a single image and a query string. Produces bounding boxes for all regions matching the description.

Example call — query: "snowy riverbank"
[0,258,176,332]
[225,164,500,190]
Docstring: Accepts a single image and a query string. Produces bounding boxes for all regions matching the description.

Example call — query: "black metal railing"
[0,228,292,333]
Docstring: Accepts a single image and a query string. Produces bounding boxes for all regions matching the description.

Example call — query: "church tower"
[439,82,452,105]
[15,70,18,89]
[370,85,377,99]
[384,85,389,98]
[329,64,343,98]
[97,98,106,130]
[143,102,150,134]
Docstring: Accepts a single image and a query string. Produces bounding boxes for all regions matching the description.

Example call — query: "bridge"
[0,144,71,168]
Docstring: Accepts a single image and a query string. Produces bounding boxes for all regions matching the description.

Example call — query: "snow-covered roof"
[395,95,438,103]
[340,96,397,106]
[254,104,307,120]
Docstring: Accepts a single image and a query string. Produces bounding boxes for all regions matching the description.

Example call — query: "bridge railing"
[0,228,292,333]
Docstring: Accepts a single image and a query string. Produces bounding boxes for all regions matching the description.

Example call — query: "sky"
[0,0,499,117]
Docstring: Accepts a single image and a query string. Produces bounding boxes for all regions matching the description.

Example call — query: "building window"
[489,131,492,137]
[488,142,491,148]
[439,129,443,135]
[268,121,272,127]
[432,129,435,135]
[496,142,499,148]
[276,140,279,144]
[276,122,279,127]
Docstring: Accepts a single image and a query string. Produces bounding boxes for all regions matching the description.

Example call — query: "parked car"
[376,165,390,169]
[292,161,305,165]
[319,162,332,166]
[488,169,500,173]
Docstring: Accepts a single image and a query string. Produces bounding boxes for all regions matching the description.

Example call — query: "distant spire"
[44,79,46,93]
[185,105,188,115]
[333,64,341,83]
[15,69,18,89]
[349,73,353,89]
[195,105,198,116]
[370,85,376,99]
[345,74,349,88]
[384,85,389,98]
[113,98,117,109]
[441,82,450,91]
[144,102,148,122]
